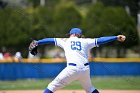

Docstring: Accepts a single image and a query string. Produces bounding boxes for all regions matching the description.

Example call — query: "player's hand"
[117,35,126,42]
[29,40,38,55]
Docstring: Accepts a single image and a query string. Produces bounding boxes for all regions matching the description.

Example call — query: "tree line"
[0,1,139,57]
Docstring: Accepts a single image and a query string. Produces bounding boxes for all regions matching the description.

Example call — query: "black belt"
[68,63,89,66]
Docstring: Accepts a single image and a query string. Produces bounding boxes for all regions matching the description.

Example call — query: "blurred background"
[0,0,140,58]
[0,0,140,91]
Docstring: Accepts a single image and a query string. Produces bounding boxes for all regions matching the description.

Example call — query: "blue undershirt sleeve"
[97,36,117,45]
[37,38,55,45]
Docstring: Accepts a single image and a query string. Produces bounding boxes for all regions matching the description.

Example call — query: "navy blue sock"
[92,89,99,93]
[44,88,53,93]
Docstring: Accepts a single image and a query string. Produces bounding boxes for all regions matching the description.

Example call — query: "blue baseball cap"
[69,28,82,35]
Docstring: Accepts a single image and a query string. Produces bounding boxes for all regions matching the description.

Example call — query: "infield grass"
[0,76,140,90]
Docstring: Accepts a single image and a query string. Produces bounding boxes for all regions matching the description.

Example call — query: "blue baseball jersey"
[37,36,117,66]
[55,37,98,66]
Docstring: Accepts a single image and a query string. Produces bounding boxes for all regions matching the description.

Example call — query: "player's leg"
[92,89,99,93]
[79,69,99,93]
[44,66,79,93]
[44,88,53,93]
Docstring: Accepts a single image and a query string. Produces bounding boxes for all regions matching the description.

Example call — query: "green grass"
[92,77,140,90]
[0,77,140,90]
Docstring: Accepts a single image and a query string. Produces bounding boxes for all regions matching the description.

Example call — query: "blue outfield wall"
[0,62,140,80]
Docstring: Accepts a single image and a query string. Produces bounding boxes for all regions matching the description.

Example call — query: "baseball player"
[29,28,126,93]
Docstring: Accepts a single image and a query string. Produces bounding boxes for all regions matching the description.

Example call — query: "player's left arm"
[29,38,56,55]
[97,35,126,45]
[29,38,65,55]
[37,38,56,45]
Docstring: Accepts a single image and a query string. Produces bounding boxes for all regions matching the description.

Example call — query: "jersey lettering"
[71,41,81,51]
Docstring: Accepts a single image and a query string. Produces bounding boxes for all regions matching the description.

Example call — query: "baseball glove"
[29,40,38,55]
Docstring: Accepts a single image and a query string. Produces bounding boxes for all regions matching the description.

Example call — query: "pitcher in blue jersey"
[29,28,126,93]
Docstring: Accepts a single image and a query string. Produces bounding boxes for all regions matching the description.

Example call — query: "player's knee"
[92,89,99,93]
[44,88,53,93]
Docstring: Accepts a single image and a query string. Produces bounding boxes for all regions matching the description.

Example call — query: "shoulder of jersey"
[59,38,69,42]
[58,38,93,41]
